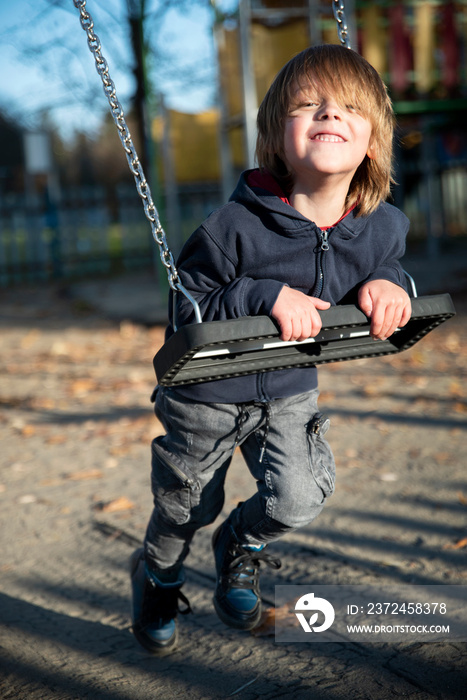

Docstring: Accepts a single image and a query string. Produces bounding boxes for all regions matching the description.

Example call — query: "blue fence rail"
[0,184,221,286]
[1,163,466,286]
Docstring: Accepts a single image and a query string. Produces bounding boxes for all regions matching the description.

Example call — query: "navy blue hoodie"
[167,170,410,404]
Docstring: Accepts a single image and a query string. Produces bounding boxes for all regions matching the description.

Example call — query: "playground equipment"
[73,0,455,387]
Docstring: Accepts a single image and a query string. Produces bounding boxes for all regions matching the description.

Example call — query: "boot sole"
[213,595,262,630]
[132,621,179,655]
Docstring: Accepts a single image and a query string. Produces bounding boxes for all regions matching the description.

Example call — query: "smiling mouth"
[311,134,345,143]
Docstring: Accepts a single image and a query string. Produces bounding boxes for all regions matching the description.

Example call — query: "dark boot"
[129,548,191,654]
[212,519,281,630]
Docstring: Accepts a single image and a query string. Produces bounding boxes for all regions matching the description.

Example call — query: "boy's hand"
[271,287,331,341]
[358,279,412,340]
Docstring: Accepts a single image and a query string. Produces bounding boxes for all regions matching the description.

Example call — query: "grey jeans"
[144,386,335,572]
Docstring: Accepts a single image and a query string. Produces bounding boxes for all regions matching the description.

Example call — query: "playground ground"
[0,248,466,699]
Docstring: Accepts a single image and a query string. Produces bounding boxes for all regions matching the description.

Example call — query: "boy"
[130,44,412,653]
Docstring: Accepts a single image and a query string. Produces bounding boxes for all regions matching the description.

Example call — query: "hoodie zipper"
[311,228,330,298]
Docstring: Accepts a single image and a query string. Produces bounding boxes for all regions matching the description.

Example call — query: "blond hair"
[256,44,395,217]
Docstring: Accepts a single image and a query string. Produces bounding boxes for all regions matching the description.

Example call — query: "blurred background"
[1,0,467,289]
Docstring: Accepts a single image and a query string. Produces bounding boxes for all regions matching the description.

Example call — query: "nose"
[317,100,342,120]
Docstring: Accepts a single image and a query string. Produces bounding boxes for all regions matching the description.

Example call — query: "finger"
[311,298,331,310]
[381,312,398,340]
[399,301,412,328]
[378,303,403,340]
[305,298,328,337]
[289,317,302,342]
[279,316,293,342]
[369,302,386,338]
[309,307,323,337]
[297,314,312,342]
[383,301,411,339]
[357,288,373,318]
[388,298,413,338]
[293,312,312,341]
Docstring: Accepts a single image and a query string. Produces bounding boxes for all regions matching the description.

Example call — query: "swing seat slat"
[153,294,455,387]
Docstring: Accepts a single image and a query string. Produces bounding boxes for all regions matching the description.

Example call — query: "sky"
[0,0,237,141]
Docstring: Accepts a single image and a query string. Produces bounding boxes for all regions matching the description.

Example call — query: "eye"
[289,101,318,115]
[346,103,364,114]
[297,100,319,110]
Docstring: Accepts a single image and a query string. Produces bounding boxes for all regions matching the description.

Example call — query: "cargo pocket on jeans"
[306,412,336,500]
[151,438,201,525]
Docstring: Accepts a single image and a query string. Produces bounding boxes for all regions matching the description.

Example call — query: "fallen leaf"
[317,391,335,403]
[105,458,119,469]
[434,452,451,464]
[457,492,467,506]
[250,603,295,637]
[20,329,41,349]
[18,494,38,504]
[69,378,98,396]
[95,496,135,513]
[46,435,67,445]
[444,333,460,352]
[40,478,64,487]
[32,398,57,410]
[109,444,131,456]
[50,341,70,356]
[408,350,426,366]
[380,472,398,482]
[120,321,140,339]
[66,469,103,481]
[449,381,463,398]
[363,384,381,396]
[443,537,467,550]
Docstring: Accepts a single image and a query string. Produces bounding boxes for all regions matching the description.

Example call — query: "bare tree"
[0,0,220,142]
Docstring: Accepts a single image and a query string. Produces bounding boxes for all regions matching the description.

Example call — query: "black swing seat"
[153,293,455,387]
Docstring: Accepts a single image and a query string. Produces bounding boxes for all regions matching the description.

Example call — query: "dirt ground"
[0,271,466,699]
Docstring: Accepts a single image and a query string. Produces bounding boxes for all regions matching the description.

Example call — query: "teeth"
[312,134,343,142]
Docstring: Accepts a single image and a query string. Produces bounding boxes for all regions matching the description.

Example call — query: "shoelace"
[143,580,193,627]
[226,545,282,591]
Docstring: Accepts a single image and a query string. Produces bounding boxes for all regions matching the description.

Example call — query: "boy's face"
[282,83,374,189]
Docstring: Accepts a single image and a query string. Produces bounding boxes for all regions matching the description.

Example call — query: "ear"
[366,140,377,160]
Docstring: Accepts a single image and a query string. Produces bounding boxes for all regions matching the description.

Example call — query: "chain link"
[332,0,351,49]
[73,0,181,291]
[74,0,351,295]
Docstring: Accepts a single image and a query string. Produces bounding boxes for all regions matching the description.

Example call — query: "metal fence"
[396,162,467,254]
[1,161,466,287]
[0,184,222,286]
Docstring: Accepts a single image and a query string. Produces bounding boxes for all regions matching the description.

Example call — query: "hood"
[229,169,368,237]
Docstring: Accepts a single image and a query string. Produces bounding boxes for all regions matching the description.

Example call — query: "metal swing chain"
[73,0,350,323]
[72,0,182,296]
[332,0,351,49]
